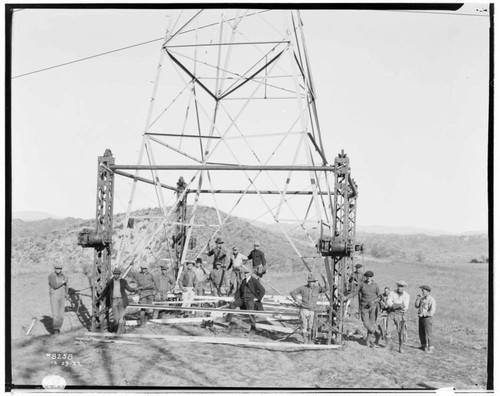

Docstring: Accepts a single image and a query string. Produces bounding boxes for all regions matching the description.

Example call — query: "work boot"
[374,331,382,346]
[366,333,374,347]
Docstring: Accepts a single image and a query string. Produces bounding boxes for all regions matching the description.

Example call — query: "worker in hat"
[152,263,176,319]
[415,285,437,353]
[178,261,198,310]
[193,258,209,296]
[97,268,138,333]
[247,241,267,278]
[227,246,249,296]
[128,264,155,326]
[209,261,225,296]
[228,266,265,333]
[290,273,328,344]
[377,286,392,338]
[347,270,382,347]
[385,281,410,352]
[206,237,229,270]
[48,263,69,334]
[345,263,364,315]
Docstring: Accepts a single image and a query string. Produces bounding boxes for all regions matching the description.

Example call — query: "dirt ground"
[10,272,488,390]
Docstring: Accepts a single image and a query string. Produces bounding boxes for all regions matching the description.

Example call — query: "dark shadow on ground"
[40,315,55,334]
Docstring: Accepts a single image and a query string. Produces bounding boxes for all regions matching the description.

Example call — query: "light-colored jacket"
[415,294,437,317]
[387,290,410,313]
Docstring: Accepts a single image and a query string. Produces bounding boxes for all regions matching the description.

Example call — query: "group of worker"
[48,252,436,353]
[289,267,436,352]
[344,264,437,353]
[47,238,269,334]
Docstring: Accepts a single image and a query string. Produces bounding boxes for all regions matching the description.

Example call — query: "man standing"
[385,281,410,352]
[129,264,156,326]
[97,268,138,333]
[207,237,229,269]
[229,267,265,332]
[290,273,327,344]
[227,246,248,296]
[355,270,382,347]
[415,285,437,353]
[48,263,69,335]
[153,264,176,319]
[209,261,225,296]
[345,263,364,315]
[377,286,392,338]
[178,261,198,308]
[247,241,267,277]
[193,258,208,296]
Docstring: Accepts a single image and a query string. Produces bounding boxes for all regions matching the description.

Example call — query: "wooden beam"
[127,304,299,318]
[255,323,295,334]
[149,317,207,325]
[76,337,140,345]
[86,332,342,350]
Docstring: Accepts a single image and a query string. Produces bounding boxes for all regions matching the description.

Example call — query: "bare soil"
[10,272,488,390]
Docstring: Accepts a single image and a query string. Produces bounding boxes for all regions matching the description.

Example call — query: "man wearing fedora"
[290,273,327,344]
[48,263,69,334]
[129,264,156,326]
[207,237,229,269]
[97,268,138,333]
[228,267,265,333]
[385,281,410,352]
[178,261,198,309]
[153,263,176,319]
[247,241,267,277]
[415,284,437,353]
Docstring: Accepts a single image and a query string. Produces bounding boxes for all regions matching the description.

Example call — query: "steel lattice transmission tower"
[81,9,360,343]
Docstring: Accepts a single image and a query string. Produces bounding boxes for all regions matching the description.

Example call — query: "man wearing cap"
[227,246,248,296]
[415,285,437,353]
[209,261,225,296]
[228,267,265,332]
[97,268,138,333]
[178,261,198,308]
[385,281,410,352]
[152,264,176,319]
[207,237,229,269]
[48,263,69,334]
[247,242,267,277]
[193,258,209,296]
[129,264,156,326]
[345,263,364,315]
[353,270,382,347]
[290,273,327,344]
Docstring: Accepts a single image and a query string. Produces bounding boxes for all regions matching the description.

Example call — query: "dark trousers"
[419,316,433,347]
[230,298,262,328]
[361,304,378,334]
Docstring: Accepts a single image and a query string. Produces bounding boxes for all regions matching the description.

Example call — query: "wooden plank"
[127,304,299,318]
[25,318,37,336]
[87,332,342,350]
[255,323,295,334]
[76,337,139,345]
[149,317,206,325]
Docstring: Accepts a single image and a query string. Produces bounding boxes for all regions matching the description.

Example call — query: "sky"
[9,4,490,234]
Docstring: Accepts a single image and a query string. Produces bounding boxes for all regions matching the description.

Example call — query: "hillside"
[10,207,488,277]
[9,208,490,389]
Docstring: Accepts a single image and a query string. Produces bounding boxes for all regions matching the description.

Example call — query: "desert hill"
[10,206,488,277]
